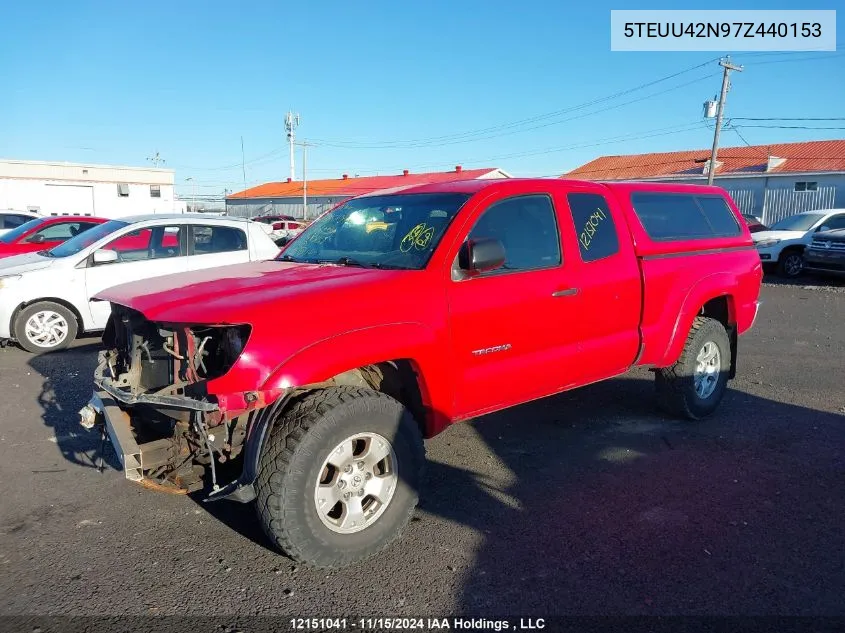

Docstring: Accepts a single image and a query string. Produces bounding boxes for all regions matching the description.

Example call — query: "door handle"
[552,287,579,297]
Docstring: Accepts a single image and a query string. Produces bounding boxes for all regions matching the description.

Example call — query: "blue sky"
[1,0,843,198]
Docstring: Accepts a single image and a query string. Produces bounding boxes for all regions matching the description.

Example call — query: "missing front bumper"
[93,351,219,412]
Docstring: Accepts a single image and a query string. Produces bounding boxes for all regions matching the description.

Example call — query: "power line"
[732,125,845,130]
[309,73,719,150]
[306,59,721,149]
[742,52,845,66]
[730,117,845,121]
[367,122,707,173]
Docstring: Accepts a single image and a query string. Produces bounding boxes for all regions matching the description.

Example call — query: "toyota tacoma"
[80,178,763,568]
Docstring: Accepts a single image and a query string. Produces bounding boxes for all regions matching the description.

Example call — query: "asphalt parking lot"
[0,278,843,618]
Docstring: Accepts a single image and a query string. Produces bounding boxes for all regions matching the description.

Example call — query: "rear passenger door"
[556,185,642,380]
[186,224,251,271]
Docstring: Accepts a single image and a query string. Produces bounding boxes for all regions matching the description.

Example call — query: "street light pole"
[707,57,743,186]
[296,141,312,220]
[303,143,308,220]
[185,177,197,212]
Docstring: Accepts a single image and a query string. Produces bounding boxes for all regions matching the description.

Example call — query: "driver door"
[84,225,188,328]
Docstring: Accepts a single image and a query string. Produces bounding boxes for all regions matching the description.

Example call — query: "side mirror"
[27,234,46,244]
[92,249,119,265]
[817,225,831,233]
[459,238,506,274]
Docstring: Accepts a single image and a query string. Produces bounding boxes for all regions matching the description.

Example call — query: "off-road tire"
[255,386,425,568]
[655,316,731,420]
[777,249,804,278]
[13,301,78,354]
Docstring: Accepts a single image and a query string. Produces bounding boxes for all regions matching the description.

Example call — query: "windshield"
[279,192,471,269]
[0,218,44,244]
[47,220,129,257]
[770,213,824,232]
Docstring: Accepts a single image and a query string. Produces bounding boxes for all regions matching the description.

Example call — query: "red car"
[0,215,108,259]
[84,179,762,568]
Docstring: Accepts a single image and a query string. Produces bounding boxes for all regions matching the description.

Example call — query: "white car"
[0,214,280,353]
[752,209,845,278]
[0,210,41,237]
[274,220,307,243]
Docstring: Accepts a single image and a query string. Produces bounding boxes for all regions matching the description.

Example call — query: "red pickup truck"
[80,178,762,568]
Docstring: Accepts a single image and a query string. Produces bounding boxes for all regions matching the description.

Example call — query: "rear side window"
[567,193,619,262]
[3,214,33,229]
[191,225,247,254]
[697,196,742,236]
[631,193,741,240]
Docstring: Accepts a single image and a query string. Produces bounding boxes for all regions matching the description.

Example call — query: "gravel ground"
[0,280,843,620]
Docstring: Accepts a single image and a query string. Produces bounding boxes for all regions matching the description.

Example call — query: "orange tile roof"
[565,139,845,181]
[228,167,507,199]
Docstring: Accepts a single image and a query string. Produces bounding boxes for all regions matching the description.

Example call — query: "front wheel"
[778,250,804,278]
[655,316,731,420]
[255,387,425,568]
[13,301,78,354]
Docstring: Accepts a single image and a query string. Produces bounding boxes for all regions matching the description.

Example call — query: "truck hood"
[752,229,806,243]
[0,251,56,275]
[95,260,408,323]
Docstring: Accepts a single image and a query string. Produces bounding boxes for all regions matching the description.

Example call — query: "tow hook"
[78,400,108,473]
[79,404,100,430]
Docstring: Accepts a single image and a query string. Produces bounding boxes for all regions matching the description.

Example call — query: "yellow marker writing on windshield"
[400,223,435,252]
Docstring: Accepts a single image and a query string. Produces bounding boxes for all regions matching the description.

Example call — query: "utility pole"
[285,111,300,181]
[706,57,743,186]
[147,151,165,167]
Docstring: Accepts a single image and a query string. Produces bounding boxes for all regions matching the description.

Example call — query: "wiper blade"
[279,254,298,262]
[320,256,371,268]
[315,257,408,270]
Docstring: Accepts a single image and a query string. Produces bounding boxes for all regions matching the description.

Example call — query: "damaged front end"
[80,304,273,498]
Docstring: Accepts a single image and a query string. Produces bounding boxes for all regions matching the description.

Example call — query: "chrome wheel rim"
[784,254,802,276]
[24,310,69,348]
[694,341,721,399]
[314,432,398,534]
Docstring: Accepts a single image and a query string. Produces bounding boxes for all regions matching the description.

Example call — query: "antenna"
[147,151,165,167]
[285,111,300,181]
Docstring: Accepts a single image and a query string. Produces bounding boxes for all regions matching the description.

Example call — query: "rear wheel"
[255,387,425,568]
[655,316,731,420]
[778,249,804,278]
[13,301,78,354]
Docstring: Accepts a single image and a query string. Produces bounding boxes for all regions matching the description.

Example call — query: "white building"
[0,159,187,218]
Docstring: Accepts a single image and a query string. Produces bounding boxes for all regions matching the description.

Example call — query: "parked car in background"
[0,214,280,353]
[251,214,300,242]
[752,209,845,278]
[252,214,296,224]
[80,179,762,568]
[0,216,107,259]
[0,210,41,237]
[804,228,845,277]
[742,214,768,233]
[273,220,307,245]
